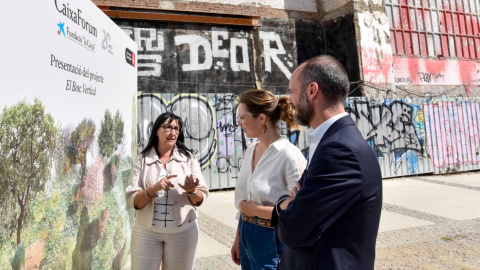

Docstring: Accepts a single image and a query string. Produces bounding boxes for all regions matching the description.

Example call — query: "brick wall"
[93,0,319,20]
[94,0,159,8]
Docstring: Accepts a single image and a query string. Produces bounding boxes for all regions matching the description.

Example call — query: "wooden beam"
[97,6,259,27]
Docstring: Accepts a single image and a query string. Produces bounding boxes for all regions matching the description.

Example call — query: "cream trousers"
[130,223,198,270]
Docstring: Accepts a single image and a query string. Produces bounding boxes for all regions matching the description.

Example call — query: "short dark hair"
[140,112,194,158]
[300,55,349,105]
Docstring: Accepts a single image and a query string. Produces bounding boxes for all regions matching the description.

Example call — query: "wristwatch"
[187,190,196,197]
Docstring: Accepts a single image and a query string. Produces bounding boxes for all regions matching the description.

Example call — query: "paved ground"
[194,171,480,269]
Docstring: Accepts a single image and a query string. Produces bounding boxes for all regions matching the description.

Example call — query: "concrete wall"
[354,0,395,96]
[354,0,480,98]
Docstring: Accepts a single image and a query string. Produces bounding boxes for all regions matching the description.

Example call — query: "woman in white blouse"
[126,112,209,270]
[231,89,307,269]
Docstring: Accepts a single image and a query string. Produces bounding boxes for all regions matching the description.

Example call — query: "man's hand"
[279,197,294,211]
[288,181,302,197]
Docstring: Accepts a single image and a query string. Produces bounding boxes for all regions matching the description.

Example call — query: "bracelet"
[187,190,196,197]
[145,188,154,199]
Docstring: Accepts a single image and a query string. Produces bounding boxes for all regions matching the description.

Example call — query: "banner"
[0,0,137,268]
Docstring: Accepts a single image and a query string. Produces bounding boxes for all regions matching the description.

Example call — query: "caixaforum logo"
[125,48,135,67]
[55,0,97,37]
[57,21,65,36]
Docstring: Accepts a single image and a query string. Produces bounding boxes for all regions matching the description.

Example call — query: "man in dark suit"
[271,55,382,269]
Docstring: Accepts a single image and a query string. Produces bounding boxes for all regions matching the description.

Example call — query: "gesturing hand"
[154,175,176,192]
[179,174,199,193]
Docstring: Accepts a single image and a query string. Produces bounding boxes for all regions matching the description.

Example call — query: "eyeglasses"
[160,125,181,133]
[236,114,252,124]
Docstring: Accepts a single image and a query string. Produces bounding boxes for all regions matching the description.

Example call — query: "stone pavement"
[194,171,480,269]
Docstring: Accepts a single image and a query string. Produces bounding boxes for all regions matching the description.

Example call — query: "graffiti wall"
[137,93,480,189]
[347,97,480,177]
[117,19,296,94]
[137,92,311,189]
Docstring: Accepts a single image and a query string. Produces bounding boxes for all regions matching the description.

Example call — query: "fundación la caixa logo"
[54,0,98,52]
[57,21,66,36]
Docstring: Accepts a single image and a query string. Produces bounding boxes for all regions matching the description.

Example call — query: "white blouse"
[234,136,307,219]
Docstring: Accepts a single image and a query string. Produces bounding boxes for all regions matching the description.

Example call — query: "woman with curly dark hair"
[126,112,209,270]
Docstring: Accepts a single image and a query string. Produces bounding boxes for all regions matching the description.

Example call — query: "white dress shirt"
[307,112,349,167]
[274,112,350,215]
[235,136,307,219]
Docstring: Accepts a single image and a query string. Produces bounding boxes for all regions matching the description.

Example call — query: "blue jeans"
[238,218,284,270]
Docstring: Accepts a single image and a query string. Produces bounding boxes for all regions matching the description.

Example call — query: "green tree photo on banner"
[69,119,96,180]
[113,111,124,148]
[0,98,58,246]
[98,110,115,159]
[98,110,124,159]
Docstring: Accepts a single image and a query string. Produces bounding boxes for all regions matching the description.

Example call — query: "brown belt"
[241,212,274,229]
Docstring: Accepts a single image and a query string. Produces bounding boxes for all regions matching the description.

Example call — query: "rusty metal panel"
[346,97,479,178]
[422,98,480,174]
[386,0,480,59]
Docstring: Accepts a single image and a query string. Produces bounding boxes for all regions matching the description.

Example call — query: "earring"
[257,123,267,134]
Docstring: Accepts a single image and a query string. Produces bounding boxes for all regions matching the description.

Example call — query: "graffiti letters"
[137,93,312,188]
[137,94,480,185]
[395,77,413,84]
[418,72,444,83]
[175,35,213,71]
[346,99,424,175]
[260,31,293,79]
[122,26,293,79]
[132,28,164,76]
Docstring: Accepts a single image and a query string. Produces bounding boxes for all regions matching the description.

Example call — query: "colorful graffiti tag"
[137,92,312,189]
[347,97,480,177]
[137,94,480,188]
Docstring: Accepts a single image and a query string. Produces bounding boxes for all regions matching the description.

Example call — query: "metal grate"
[385,0,480,59]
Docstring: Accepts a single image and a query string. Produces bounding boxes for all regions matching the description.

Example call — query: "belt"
[241,212,274,228]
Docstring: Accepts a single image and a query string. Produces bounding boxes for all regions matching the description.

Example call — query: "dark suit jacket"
[272,115,382,270]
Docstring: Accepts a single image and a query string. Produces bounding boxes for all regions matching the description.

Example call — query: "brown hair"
[238,89,300,130]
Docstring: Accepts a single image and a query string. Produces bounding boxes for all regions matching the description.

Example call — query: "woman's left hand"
[239,200,258,217]
[179,174,200,193]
